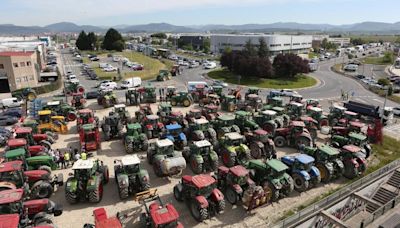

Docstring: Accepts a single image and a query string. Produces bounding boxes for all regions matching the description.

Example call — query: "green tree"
[182,44,193,51]
[258,37,269,58]
[350,37,364,46]
[150,32,167,39]
[243,39,256,56]
[321,38,338,50]
[203,38,210,53]
[87,32,97,50]
[76,31,90,50]
[102,28,124,51]
[378,78,390,86]
[272,53,310,78]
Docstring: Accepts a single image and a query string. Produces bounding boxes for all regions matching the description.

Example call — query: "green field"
[208,69,317,89]
[362,57,391,65]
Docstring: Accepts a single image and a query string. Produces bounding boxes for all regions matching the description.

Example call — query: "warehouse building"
[210,34,312,55]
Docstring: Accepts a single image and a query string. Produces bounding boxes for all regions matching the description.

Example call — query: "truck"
[39,72,58,82]
[344,100,393,125]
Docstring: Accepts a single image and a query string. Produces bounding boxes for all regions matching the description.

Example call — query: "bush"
[378,78,390,86]
[383,52,394,63]
[273,53,310,78]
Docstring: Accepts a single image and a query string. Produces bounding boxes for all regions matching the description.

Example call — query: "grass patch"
[308,52,319,59]
[370,87,400,104]
[208,69,317,89]
[362,57,391,65]
[119,52,167,80]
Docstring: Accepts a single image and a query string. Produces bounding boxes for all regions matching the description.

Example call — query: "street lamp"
[381,86,389,124]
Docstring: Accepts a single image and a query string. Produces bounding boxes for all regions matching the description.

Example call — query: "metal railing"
[274,159,400,228]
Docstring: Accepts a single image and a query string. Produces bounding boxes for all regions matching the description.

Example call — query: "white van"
[0,98,23,108]
[204,61,217,69]
[120,77,142,89]
[344,64,358,72]
[187,81,209,92]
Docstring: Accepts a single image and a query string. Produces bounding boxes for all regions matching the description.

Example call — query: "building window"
[284,44,291,46]
[0,64,3,69]
[23,76,28,82]
[20,62,25,67]
[13,63,18,68]
[16,78,21,83]
[29,75,34,80]
[27,61,31,66]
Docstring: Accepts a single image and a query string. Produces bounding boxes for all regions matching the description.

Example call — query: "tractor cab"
[141,194,182,228]
[14,128,35,146]
[216,114,236,126]
[158,102,172,116]
[252,129,270,143]
[218,165,251,187]
[154,139,175,156]
[348,132,370,153]
[316,145,340,161]
[289,121,307,134]
[0,214,20,228]
[119,154,141,174]
[181,174,217,197]
[113,104,127,116]
[192,84,208,101]
[235,110,260,131]
[260,110,277,121]
[38,110,52,124]
[22,119,39,133]
[0,189,24,215]
[282,154,315,172]
[330,105,346,116]
[289,94,304,103]
[340,111,358,125]
[78,109,95,124]
[288,102,304,117]
[192,140,212,156]
[202,104,219,120]
[222,94,237,103]
[71,159,97,182]
[71,92,85,108]
[144,115,162,128]
[245,87,260,98]
[166,86,177,97]
[267,96,283,107]
[223,132,245,147]
[126,123,142,136]
[306,99,320,109]
[349,121,365,133]
[307,106,324,118]
[6,139,29,152]
[267,90,281,100]
[80,124,100,152]
[186,109,204,123]
[191,118,210,132]
[0,161,25,188]
[247,94,262,106]
[211,85,223,96]
[38,110,68,134]
[341,145,366,160]
[165,124,183,137]
[266,159,289,178]
[144,85,156,94]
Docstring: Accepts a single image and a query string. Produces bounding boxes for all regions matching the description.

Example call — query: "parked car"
[131,64,144,71]
[204,62,217,69]
[85,90,100,99]
[90,56,99,61]
[0,115,18,126]
[356,74,366,79]
[0,98,23,109]
[393,107,400,116]
[344,64,358,71]
[280,89,298,97]
[103,66,117,72]
[95,80,113,88]
[120,77,141,89]
[99,82,118,90]
[212,80,228,88]
[0,108,22,118]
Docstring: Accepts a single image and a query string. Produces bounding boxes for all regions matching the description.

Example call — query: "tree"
[203,38,211,53]
[350,37,365,46]
[243,39,256,56]
[258,37,269,58]
[273,53,310,78]
[150,33,167,39]
[378,78,390,86]
[76,31,90,50]
[321,38,338,50]
[102,28,124,51]
[87,32,97,50]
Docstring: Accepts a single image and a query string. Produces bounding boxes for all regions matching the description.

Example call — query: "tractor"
[6,138,48,157]
[211,114,241,139]
[340,145,367,179]
[185,109,205,124]
[71,92,86,109]
[234,110,260,133]
[124,123,148,154]
[182,140,219,174]
[201,104,219,121]
[228,87,242,100]
[142,115,165,139]
[199,94,220,107]
[157,103,188,128]
[173,174,225,222]
[22,119,58,139]
[273,121,312,148]
[114,155,150,199]
[170,91,193,107]
[237,94,263,112]
[42,100,77,122]
[305,99,321,109]
[190,84,208,103]
[135,104,153,123]
[0,160,63,199]
[157,102,172,119]
[254,110,286,136]
[304,144,344,183]
[217,132,251,167]
[147,139,186,177]
[65,159,109,204]
[211,85,223,96]
[101,111,123,140]
[263,96,284,110]
[215,165,268,210]
[79,124,101,153]
[14,127,53,151]
[139,193,183,228]
[331,121,366,137]
[97,90,118,108]
[281,154,321,192]
[245,129,276,160]
[76,109,99,132]
[187,118,218,147]
[289,94,304,104]
[113,104,132,124]
[170,64,182,76]
[125,88,141,106]
[156,69,172,81]
[299,116,319,140]
[220,95,237,112]
[0,213,58,228]
[37,110,68,134]
[64,81,85,95]
[287,102,304,119]
[5,148,58,173]
[328,104,347,126]
[88,208,122,228]
[307,107,329,129]
[11,87,37,101]
[245,87,260,99]
[246,159,294,201]
[139,85,157,103]
[331,132,371,158]
[165,86,177,101]
[162,124,187,150]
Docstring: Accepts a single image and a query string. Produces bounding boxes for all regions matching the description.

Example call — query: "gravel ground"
[48,99,346,228]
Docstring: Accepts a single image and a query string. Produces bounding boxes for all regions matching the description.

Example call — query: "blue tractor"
[163,124,187,150]
[281,154,321,192]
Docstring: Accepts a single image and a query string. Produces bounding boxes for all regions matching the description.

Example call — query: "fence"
[363,189,400,226]
[274,159,400,228]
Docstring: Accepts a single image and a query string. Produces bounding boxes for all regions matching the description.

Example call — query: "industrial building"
[178,35,208,50]
[210,34,312,55]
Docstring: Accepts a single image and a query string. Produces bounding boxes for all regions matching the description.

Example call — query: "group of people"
[48,147,87,169]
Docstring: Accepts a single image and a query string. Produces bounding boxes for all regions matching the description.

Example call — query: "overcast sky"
[1,0,399,26]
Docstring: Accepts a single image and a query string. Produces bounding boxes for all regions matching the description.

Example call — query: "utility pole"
[381,86,388,124]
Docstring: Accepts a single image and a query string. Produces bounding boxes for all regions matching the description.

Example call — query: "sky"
[1,0,399,26]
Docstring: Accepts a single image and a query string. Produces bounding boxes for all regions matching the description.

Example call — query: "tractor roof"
[247,94,258,99]
[156,139,174,148]
[309,107,322,112]
[349,132,367,141]
[262,110,277,116]
[267,159,288,172]
[114,104,126,109]
[290,102,303,107]
[0,214,20,228]
[121,155,140,166]
[166,124,182,131]
[272,107,285,112]
[26,155,53,162]
[254,129,268,135]
[72,159,94,170]
[82,124,95,131]
[14,127,32,134]
[7,138,27,148]
[23,119,37,125]
[193,140,211,148]
[218,114,235,121]
[272,97,283,101]
[291,121,306,127]
[193,118,209,125]
[342,145,361,153]
[332,104,346,110]
[150,203,180,226]
[235,110,250,116]
[159,102,171,108]
[5,148,26,159]
[300,116,317,123]
[38,110,52,115]
[183,174,216,189]
[296,154,315,164]
[350,121,365,128]
[229,165,248,177]
[225,95,235,99]
[291,94,302,98]
[127,123,141,130]
[319,145,339,156]
[225,132,243,140]
[47,101,60,106]
[146,115,159,120]
[78,108,92,114]
[344,110,357,116]
[0,189,23,204]
[0,161,23,173]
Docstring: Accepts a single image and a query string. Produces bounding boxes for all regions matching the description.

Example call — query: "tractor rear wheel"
[173,185,183,202]
[292,173,309,192]
[343,162,358,179]
[65,178,78,204]
[183,99,191,107]
[263,182,279,202]
[296,136,311,147]
[250,142,263,159]
[125,142,134,154]
[316,163,331,183]
[141,138,148,151]
[153,162,163,177]
[228,103,235,112]
[274,136,286,147]
[31,180,54,199]
[38,165,52,173]
[217,199,225,213]
[101,166,110,184]
[225,187,239,205]
[118,185,129,200]
[171,100,177,106]
[190,200,208,222]
[88,180,103,203]
[210,158,219,172]
[309,128,317,139]
[190,156,203,174]
[141,182,150,192]
[312,173,321,187]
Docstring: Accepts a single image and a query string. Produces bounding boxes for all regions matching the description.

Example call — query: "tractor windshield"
[197,183,215,197]
[259,133,269,142]
[39,114,51,123]
[233,174,247,186]
[230,138,242,146]
[0,171,23,184]
[125,164,139,173]
[158,221,179,228]
[0,202,20,214]
[159,145,174,155]
[85,132,96,142]
[169,128,180,137]
[75,169,91,181]
[298,162,312,172]
[200,146,210,155]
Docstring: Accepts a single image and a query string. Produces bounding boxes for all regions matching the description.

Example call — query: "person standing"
[64,152,70,168]
[74,152,81,162]
[59,152,65,169]
[81,151,87,160]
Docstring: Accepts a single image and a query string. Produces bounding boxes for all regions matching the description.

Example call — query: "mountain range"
[1,21,400,35]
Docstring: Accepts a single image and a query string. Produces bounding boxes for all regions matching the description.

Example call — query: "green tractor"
[170,91,193,107]
[42,99,77,122]
[156,69,172,81]
[254,110,285,136]
[331,132,371,158]
[11,87,37,101]
[247,159,294,201]
[187,118,218,147]
[221,95,237,112]
[65,159,109,204]
[113,104,132,124]
[183,140,219,174]
[328,104,347,126]
[287,102,304,119]
[211,85,223,96]
[304,144,344,183]
[101,111,124,140]
[263,97,284,110]
[217,132,251,168]
[139,85,157,103]
[64,81,85,95]
[125,88,140,106]
[124,123,148,154]
[307,106,329,129]
[245,87,260,99]
[212,114,241,139]
[114,155,150,199]
[5,148,59,173]
[97,90,118,108]
[234,110,260,133]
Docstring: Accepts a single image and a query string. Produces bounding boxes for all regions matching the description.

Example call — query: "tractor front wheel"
[343,162,358,179]
[274,136,286,147]
[190,200,208,222]
[31,180,54,199]
[292,173,309,192]
[173,185,183,202]
[171,100,177,106]
[118,185,129,200]
[101,165,109,184]
[316,163,331,183]
[183,99,191,107]
[225,187,239,205]
[141,138,149,151]
[190,156,203,174]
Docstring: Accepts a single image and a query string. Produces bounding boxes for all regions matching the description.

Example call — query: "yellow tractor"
[37,110,68,134]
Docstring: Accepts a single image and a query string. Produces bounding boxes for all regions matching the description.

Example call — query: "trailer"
[39,72,58,82]
[344,100,393,125]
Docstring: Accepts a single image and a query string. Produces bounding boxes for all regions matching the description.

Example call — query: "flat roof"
[121,155,140,166]
[225,132,243,140]
[156,139,174,147]
[72,159,94,170]
[0,51,34,57]
[193,140,211,148]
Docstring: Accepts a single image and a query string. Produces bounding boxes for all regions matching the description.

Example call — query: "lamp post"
[381,86,388,124]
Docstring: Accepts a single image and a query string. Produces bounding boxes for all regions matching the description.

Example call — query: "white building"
[210,34,312,55]
[327,37,351,47]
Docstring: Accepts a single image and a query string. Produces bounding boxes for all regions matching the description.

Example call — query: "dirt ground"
[49,99,347,228]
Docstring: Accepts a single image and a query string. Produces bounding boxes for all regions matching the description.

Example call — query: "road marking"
[373,99,384,104]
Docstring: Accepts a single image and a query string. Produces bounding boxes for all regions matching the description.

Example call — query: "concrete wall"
[0,54,38,91]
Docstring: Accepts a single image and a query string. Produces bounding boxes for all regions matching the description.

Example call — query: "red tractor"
[173,174,225,222]
[245,129,277,159]
[201,104,220,121]
[71,92,86,109]
[340,145,367,179]
[299,116,319,139]
[79,124,101,152]
[14,127,53,151]
[135,104,153,122]
[184,109,205,124]
[0,213,57,228]
[85,208,122,228]
[7,138,48,157]
[338,110,358,126]
[76,109,99,132]
[331,121,366,137]
[191,84,208,103]
[228,87,242,100]
[273,121,312,148]
[143,115,165,139]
